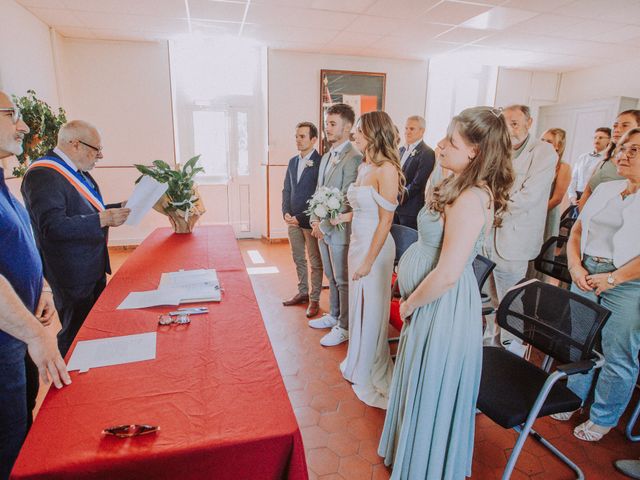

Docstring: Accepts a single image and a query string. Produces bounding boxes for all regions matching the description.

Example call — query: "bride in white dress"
[331,111,404,409]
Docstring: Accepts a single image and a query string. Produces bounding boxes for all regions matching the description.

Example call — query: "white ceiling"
[16,0,640,72]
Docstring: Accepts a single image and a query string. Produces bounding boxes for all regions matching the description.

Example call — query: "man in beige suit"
[485,104,557,347]
[308,103,362,347]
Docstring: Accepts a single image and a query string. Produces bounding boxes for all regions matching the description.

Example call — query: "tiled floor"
[237,239,639,480]
[36,241,638,479]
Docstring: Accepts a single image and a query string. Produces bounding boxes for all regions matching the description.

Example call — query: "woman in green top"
[579,110,640,210]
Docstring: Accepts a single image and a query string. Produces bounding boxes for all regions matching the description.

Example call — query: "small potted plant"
[12,90,67,177]
[134,155,206,234]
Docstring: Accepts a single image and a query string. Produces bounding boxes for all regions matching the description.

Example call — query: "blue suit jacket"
[282,150,322,229]
[396,141,435,219]
[21,151,121,289]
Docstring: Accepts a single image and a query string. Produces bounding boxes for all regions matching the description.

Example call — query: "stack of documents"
[117,269,221,310]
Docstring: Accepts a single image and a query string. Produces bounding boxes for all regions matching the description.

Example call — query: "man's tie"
[80,171,95,190]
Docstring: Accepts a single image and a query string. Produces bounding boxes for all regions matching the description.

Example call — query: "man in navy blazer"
[21,120,130,356]
[282,122,323,318]
[394,115,435,229]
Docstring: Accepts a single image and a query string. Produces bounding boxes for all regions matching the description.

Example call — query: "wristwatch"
[607,273,616,286]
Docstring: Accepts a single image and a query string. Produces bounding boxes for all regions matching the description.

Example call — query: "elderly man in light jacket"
[485,104,557,348]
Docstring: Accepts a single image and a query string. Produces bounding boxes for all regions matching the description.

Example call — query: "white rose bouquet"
[306,186,345,230]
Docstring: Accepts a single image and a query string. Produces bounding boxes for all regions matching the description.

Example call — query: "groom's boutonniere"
[409,149,417,158]
[305,159,314,168]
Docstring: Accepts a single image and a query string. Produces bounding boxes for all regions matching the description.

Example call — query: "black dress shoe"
[282,293,309,306]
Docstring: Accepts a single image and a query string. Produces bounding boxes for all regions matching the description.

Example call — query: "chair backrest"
[534,236,572,284]
[390,224,418,264]
[560,205,579,222]
[472,254,495,291]
[559,217,577,237]
[497,279,611,364]
[559,205,579,237]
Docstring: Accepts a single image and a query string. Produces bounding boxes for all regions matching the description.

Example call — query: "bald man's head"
[0,91,30,159]
[57,120,103,171]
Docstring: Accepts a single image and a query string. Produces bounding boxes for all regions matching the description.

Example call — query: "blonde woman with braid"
[378,107,514,479]
[331,111,404,409]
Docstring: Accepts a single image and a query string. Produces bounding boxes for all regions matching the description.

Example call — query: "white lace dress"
[340,182,396,409]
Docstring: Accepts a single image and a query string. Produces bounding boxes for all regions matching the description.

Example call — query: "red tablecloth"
[12,226,308,480]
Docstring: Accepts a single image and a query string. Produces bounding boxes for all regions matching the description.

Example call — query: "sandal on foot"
[551,410,577,421]
[573,420,611,442]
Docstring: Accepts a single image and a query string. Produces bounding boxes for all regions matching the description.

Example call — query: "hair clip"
[490,107,503,118]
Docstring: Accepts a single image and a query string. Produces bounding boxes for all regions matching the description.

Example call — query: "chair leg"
[503,426,584,480]
[500,371,584,480]
[626,396,640,442]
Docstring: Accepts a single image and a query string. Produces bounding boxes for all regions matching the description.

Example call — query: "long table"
[12,226,308,480]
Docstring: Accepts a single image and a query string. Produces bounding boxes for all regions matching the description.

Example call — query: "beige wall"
[57,38,176,245]
[559,60,640,105]
[0,0,59,106]
[0,0,60,185]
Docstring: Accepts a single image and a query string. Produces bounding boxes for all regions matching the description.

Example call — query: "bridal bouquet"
[306,186,345,230]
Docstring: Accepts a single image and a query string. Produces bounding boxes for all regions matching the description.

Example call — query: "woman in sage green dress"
[378,106,515,479]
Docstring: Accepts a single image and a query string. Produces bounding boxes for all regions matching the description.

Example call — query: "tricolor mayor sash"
[28,156,105,212]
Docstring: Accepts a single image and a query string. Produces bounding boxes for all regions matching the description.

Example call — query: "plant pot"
[153,187,206,234]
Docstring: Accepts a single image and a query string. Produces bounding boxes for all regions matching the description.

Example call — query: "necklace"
[621,187,638,200]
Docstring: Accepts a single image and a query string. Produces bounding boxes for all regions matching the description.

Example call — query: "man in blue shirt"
[0,90,71,479]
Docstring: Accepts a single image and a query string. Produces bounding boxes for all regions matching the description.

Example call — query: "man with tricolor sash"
[21,120,130,357]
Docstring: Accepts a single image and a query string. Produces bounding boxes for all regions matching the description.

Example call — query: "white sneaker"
[320,325,349,347]
[308,314,337,329]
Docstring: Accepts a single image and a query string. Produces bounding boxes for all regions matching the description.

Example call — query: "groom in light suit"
[308,104,362,347]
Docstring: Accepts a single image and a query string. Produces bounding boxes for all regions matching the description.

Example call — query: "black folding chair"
[626,392,640,441]
[389,224,418,297]
[390,224,418,268]
[477,279,610,480]
[534,235,572,285]
[388,224,418,347]
[559,205,579,238]
[473,254,496,316]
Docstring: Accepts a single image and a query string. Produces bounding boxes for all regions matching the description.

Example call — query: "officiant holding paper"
[21,120,130,356]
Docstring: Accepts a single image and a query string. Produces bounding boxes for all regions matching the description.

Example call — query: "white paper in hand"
[124,176,168,226]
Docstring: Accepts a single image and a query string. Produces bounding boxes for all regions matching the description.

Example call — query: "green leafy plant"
[134,155,204,217]
[12,90,67,177]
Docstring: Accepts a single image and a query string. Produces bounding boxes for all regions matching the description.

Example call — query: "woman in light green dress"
[378,107,515,479]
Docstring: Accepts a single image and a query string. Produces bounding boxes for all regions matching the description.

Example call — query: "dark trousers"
[25,354,39,428]
[394,213,418,230]
[52,276,107,357]
[0,339,28,480]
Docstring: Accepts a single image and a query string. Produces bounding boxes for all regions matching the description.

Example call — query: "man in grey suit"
[308,104,362,347]
[485,105,557,349]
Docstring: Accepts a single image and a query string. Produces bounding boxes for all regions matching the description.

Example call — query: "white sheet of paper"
[67,332,157,372]
[159,269,218,287]
[159,269,221,302]
[124,176,168,226]
[117,289,182,309]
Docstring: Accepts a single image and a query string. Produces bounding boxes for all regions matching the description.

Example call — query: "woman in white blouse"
[552,128,640,442]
